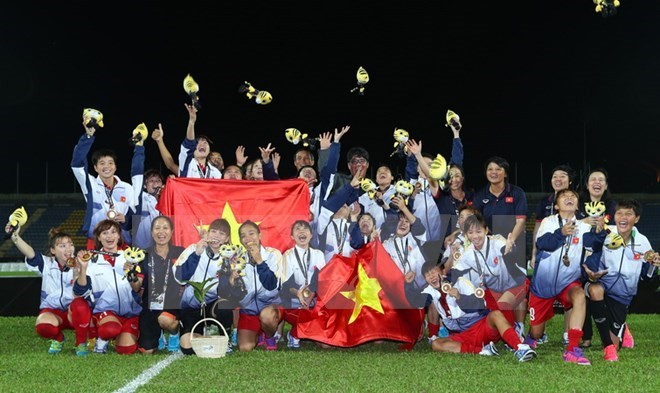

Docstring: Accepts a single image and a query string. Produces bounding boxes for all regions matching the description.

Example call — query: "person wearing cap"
[178,103,222,179]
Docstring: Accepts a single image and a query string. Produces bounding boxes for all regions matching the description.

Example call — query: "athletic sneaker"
[427,335,438,344]
[264,335,278,351]
[603,344,619,362]
[167,332,180,352]
[158,331,167,351]
[514,322,525,339]
[622,325,634,348]
[562,332,570,346]
[274,331,283,343]
[76,343,89,356]
[48,339,64,354]
[226,343,234,354]
[479,341,500,356]
[230,328,238,347]
[513,344,537,362]
[438,326,450,338]
[287,331,301,349]
[536,332,548,345]
[563,347,591,365]
[94,338,109,354]
[256,332,266,347]
[523,334,538,349]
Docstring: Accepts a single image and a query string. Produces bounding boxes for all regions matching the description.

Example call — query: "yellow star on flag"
[340,262,384,324]
[194,203,259,245]
[221,202,260,245]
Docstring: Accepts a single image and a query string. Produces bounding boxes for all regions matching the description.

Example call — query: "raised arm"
[151,123,179,175]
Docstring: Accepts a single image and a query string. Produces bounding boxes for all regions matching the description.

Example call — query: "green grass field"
[0,314,658,393]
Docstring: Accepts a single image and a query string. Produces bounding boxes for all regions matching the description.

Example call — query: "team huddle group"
[7,103,658,365]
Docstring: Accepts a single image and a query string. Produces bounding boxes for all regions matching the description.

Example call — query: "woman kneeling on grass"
[583,200,659,362]
[7,224,91,356]
[74,220,142,354]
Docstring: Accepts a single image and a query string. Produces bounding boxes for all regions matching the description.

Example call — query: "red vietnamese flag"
[296,239,424,347]
[156,178,309,252]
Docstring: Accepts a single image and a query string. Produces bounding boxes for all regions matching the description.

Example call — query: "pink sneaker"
[256,332,266,347]
[563,348,591,365]
[264,335,278,351]
[603,344,619,362]
[622,325,634,348]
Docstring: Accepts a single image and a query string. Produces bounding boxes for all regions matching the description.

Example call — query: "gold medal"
[65,257,77,268]
[106,208,117,220]
[302,287,312,298]
[643,250,656,262]
[474,287,485,299]
[562,253,570,267]
[440,282,452,294]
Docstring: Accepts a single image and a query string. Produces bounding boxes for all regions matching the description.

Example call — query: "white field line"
[113,352,183,393]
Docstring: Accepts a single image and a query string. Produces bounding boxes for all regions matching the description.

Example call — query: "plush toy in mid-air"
[183,74,201,110]
[238,81,272,105]
[360,178,378,200]
[123,247,145,283]
[83,108,104,130]
[285,128,319,150]
[130,123,148,146]
[390,128,409,157]
[594,0,620,17]
[350,66,369,95]
[445,110,462,131]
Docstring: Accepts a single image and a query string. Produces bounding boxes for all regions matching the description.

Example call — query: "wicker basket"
[190,318,229,358]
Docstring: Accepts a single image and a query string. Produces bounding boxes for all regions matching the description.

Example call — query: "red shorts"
[40,308,74,330]
[237,313,262,332]
[279,307,300,327]
[449,317,500,347]
[93,312,139,337]
[529,281,582,326]
[489,279,530,309]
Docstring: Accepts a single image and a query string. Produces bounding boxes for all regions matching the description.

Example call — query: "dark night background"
[1,1,659,194]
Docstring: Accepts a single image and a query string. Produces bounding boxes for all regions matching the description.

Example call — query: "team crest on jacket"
[505,197,513,203]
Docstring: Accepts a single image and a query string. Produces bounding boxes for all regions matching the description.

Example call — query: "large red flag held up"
[296,239,425,348]
[156,178,309,252]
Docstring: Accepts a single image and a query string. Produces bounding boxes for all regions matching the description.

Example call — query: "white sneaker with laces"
[94,338,109,354]
[514,343,537,362]
[479,341,500,356]
[287,331,301,349]
[427,335,438,344]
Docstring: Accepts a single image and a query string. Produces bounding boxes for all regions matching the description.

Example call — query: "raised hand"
[184,103,197,122]
[151,123,164,142]
[82,116,96,137]
[235,145,248,167]
[259,143,276,163]
[272,152,281,173]
[319,132,332,150]
[405,139,422,157]
[334,125,351,143]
